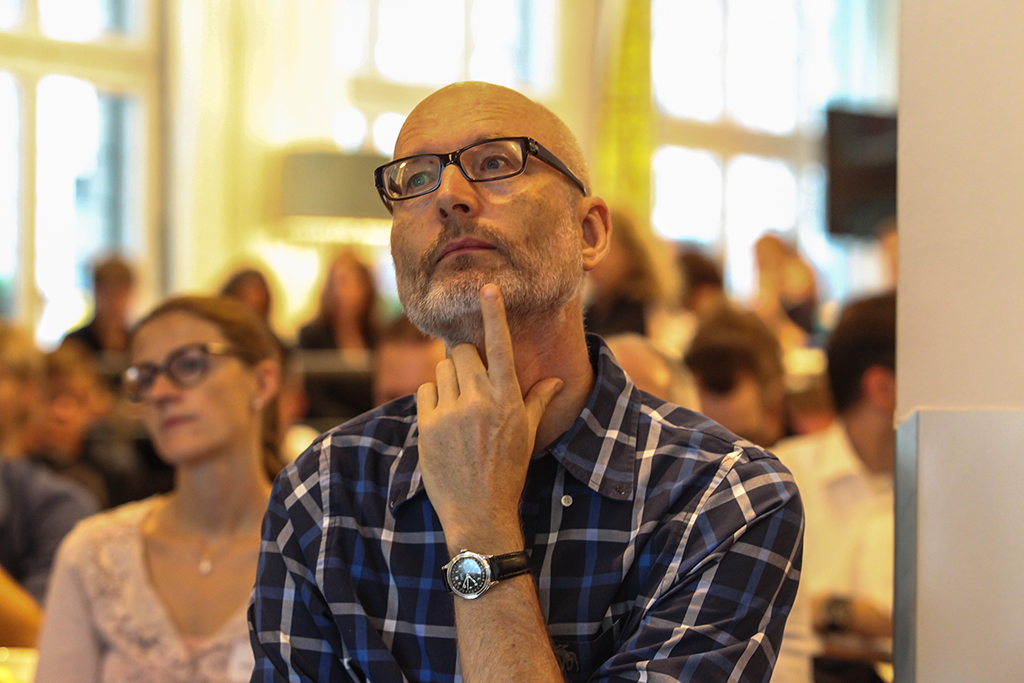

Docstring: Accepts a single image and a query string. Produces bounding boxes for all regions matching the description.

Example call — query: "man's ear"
[861,365,896,414]
[579,198,612,272]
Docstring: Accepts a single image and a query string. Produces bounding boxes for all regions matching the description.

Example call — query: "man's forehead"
[394,86,550,156]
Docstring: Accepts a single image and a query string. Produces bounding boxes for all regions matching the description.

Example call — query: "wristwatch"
[441,550,531,599]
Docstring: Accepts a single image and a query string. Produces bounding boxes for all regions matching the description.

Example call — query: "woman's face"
[331,260,370,317]
[129,311,261,468]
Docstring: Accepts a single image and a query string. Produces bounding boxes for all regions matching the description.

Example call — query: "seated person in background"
[604,332,699,409]
[250,81,802,682]
[35,296,282,683]
[32,345,115,507]
[0,322,44,461]
[298,249,379,422]
[773,292,896,683]
[753,233,819,350]
[220,267,274,324]
[678,246,727,320]
[372,315,446,407]
[583,209,665,338]
[0,457,97,647]
[683,306,788,448]
[61,254,136,362]
[276,344,318,464]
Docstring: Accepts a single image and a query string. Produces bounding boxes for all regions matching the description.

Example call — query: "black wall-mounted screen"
[826,107,897,237]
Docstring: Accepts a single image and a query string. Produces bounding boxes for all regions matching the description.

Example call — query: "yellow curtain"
[593,0,653,223]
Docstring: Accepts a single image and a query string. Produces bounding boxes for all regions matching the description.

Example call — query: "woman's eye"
[172,354,208,378]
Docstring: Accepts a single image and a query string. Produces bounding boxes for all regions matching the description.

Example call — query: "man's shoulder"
[290,396,418,476]
[636,392,783,466]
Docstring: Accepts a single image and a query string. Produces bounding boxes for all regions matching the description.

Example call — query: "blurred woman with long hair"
[35,296,281,683]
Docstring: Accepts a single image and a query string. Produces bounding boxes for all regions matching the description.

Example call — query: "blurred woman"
[297,249,379,421]
[35,296,281,683]
[584,209,669,338]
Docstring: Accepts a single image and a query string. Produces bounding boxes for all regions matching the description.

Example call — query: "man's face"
[388,87,584,347]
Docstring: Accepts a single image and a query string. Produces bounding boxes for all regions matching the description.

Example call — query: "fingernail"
[481,283,500,301]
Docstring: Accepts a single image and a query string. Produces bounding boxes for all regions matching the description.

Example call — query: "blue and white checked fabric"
[249,335,803,682]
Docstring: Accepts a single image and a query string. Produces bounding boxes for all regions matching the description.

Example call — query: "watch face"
[450,555,488,596]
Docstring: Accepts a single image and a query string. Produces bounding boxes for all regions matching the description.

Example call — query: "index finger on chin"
[479,283,516,389]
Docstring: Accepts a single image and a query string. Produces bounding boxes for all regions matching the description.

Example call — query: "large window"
[0,0,158,345]
[651,0,897,303]
[332,0,557,156]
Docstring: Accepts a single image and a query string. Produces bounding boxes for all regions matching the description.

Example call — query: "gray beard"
[395,222,583,348]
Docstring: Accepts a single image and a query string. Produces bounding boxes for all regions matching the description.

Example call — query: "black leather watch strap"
[489,551,531,581]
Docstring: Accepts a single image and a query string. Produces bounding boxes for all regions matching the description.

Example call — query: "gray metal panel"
[894,412,919,683]
[897,409,1024,682]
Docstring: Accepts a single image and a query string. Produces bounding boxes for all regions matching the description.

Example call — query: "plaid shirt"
[249,336,803,682]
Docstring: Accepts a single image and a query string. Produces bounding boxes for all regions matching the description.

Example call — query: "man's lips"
[435,237,496,263]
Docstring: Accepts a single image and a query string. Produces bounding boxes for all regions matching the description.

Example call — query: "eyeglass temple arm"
[529,140,588,197]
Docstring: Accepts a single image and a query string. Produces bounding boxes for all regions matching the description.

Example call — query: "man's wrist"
[443,521,525,558]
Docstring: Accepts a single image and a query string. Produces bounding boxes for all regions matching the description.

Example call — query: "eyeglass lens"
[124,345,213,401]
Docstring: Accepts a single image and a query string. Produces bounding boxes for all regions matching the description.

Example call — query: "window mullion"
[17,72,38,329]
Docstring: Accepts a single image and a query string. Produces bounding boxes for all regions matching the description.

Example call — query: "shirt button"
[560,495,573,507]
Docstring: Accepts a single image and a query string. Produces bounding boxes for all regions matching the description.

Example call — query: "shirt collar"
[389,334,640,511]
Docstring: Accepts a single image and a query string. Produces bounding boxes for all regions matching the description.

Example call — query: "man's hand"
[416,283,563,553]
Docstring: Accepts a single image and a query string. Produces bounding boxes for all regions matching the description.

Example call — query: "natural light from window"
[35,75,138,346]
[36,76,97,343]
[0,0,19,29]
[652,0,724,122]
[38,0,136,40]
[375,0,465,85]
[334,106,368,152]
[371,112,405,157]
[723,155,798,297]
[338,0,554,92]
[652,146,722,243]
[39,0,105,40]
[725,0,799,135]
[0,72,18,317]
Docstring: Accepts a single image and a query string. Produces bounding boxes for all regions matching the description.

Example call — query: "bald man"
[250,82,803,683]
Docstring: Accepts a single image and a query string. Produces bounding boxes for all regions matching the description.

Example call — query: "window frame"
[0,0,161,342]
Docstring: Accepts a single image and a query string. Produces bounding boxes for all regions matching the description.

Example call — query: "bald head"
[395,81,590,195]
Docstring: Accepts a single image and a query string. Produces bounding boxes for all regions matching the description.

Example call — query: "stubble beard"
[394,218,584,348]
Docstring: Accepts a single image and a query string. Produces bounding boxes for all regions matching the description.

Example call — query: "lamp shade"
[281,151,391,219]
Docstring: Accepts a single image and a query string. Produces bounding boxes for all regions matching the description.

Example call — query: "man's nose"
[434,163,478,218]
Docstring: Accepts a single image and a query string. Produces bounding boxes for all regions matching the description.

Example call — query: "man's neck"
[487,305,595,453]
[841,404,895,475]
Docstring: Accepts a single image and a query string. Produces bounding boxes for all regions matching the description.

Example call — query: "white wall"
[898,0,1024,421]
[897,1,1024,680]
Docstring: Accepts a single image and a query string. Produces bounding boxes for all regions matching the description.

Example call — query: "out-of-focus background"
[0,0,898,347]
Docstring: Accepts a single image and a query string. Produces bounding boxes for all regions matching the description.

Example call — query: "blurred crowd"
[1,212,896,683]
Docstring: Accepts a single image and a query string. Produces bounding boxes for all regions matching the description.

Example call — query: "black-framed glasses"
[373,136,588,211]
[122,342,247,402]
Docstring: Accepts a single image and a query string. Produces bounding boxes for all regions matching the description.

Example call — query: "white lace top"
[33,498,255,683]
